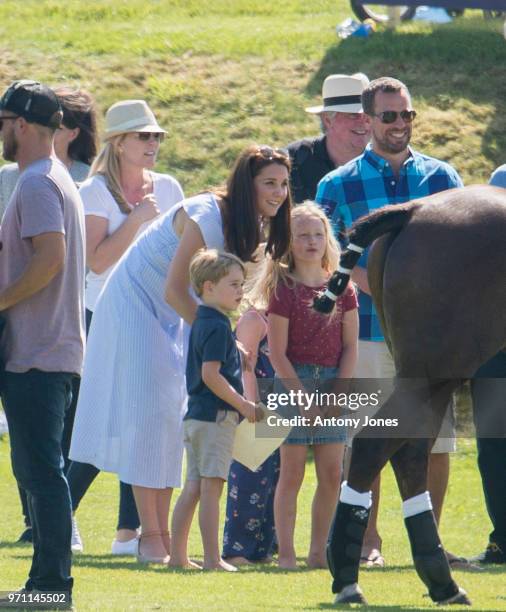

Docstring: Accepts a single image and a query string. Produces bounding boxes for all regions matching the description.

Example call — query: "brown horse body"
[370,185,506,378]
[316,185,506,606]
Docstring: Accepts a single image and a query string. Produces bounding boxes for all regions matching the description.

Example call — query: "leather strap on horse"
[314,201,421,314]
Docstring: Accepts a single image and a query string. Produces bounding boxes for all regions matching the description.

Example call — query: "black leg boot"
[327,501,369,602]
[405,511,470,605]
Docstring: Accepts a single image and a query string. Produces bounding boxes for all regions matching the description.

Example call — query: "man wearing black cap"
[286,73,370,204]
[0,80,85,604]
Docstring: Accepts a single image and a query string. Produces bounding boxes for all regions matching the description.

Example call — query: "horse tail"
[314,201,421,313]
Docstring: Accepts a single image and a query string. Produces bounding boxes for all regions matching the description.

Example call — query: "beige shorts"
[184,410,239,481]
[351,340,456,454]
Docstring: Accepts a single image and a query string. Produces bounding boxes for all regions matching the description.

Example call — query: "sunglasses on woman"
[135,132,164,142]
[371,110,417,124]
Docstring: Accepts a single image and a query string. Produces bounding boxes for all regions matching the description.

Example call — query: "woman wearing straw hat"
[66,99,184,558]
[69,144,291,565]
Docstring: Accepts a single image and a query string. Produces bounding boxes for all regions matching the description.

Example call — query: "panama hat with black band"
[305,73,369,114]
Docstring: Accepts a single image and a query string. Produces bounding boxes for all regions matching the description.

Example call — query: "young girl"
[261,202,359,569]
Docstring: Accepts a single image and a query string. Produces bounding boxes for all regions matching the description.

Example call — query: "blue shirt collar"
[196,304,231,324]
[363,143,417,174]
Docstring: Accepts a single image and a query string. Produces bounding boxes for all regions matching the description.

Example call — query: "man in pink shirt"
[0,80,85,606]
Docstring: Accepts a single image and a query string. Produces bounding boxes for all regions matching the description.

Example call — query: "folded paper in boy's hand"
[232,407,291,471]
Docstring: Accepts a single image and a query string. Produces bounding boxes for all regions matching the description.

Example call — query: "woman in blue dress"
[70,145,291,563]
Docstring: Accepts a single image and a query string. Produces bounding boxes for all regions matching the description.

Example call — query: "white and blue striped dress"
[69,193,225,488]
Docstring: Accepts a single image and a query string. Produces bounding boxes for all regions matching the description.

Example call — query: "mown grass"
[0,2,504,193]
[1,436,505,610]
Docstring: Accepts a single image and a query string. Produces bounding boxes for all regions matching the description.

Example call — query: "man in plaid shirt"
[316,76,464,569]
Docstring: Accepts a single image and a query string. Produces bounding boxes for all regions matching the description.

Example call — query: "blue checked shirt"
[315,145,463,341]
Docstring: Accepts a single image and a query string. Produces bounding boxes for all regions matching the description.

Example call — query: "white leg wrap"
[402,491,433,518]
[339,481,372,509]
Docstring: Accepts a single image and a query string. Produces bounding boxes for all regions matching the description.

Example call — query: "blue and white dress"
[69,193,224,488]
[223,317,280,561]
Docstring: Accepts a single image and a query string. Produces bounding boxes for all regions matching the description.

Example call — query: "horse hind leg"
[328,436,403,605]
[390,440,471,605]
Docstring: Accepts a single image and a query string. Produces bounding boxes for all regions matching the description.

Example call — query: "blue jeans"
[3,369,74,593]
[279,363,346,445]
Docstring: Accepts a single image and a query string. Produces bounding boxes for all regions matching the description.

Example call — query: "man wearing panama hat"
[286,73,370,204]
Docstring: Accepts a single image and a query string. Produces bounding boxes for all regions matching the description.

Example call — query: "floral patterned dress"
[222,322,280,561]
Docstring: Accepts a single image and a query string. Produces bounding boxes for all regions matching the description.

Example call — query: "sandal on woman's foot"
[360,548,385,568]
[446,552,483,572]
[136,530,169,565]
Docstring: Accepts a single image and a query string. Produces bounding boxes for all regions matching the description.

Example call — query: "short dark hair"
[362,77,410,116]
[54,86,98,165]
[218,145,292,263]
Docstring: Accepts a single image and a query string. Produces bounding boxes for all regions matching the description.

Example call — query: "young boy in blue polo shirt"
[169,249,263,571]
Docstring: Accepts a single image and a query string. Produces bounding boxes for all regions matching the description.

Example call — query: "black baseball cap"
[0,80,63,128]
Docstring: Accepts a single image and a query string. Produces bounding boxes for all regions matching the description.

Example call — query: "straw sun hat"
[103,99,166,140]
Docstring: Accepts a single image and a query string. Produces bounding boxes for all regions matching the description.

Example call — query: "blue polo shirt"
[185,305,243,422]
[316,145,463,341]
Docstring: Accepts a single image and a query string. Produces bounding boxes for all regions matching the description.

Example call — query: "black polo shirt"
[185,305,243,422]
[287,135,336,204]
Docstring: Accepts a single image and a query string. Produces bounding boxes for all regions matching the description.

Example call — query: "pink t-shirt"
[267,280,358,367]
[0,158,85,374]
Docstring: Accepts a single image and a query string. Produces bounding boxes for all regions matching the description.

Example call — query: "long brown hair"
[218,144,292,263]
[54,86,98,165]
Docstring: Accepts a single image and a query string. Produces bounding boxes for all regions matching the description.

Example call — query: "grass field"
[0,1,505,609]
[0,1,504,192]
[1,436,506,610]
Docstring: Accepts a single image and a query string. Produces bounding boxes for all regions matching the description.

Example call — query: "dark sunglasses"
[135,132,164,142]
[371,110,417,124]
[0,116,19,130]
[255,145,288,161]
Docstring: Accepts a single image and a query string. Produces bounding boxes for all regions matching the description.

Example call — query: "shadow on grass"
[306,18,506,169]
[0,541,33,550]
[73,554,169,570]
[313,606,426,611]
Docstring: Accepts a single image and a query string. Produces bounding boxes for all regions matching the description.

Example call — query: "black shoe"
[17,527,33,543]
[471,542,505,564]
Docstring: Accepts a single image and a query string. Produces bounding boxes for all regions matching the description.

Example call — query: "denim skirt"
[277,363,346,445]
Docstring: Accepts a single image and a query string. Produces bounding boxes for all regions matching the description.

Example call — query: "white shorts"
[351,340,456,454]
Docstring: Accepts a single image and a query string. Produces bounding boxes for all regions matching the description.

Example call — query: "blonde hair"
[247,201,340,309]
[89,135,130,214]
[190,249,246,297]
